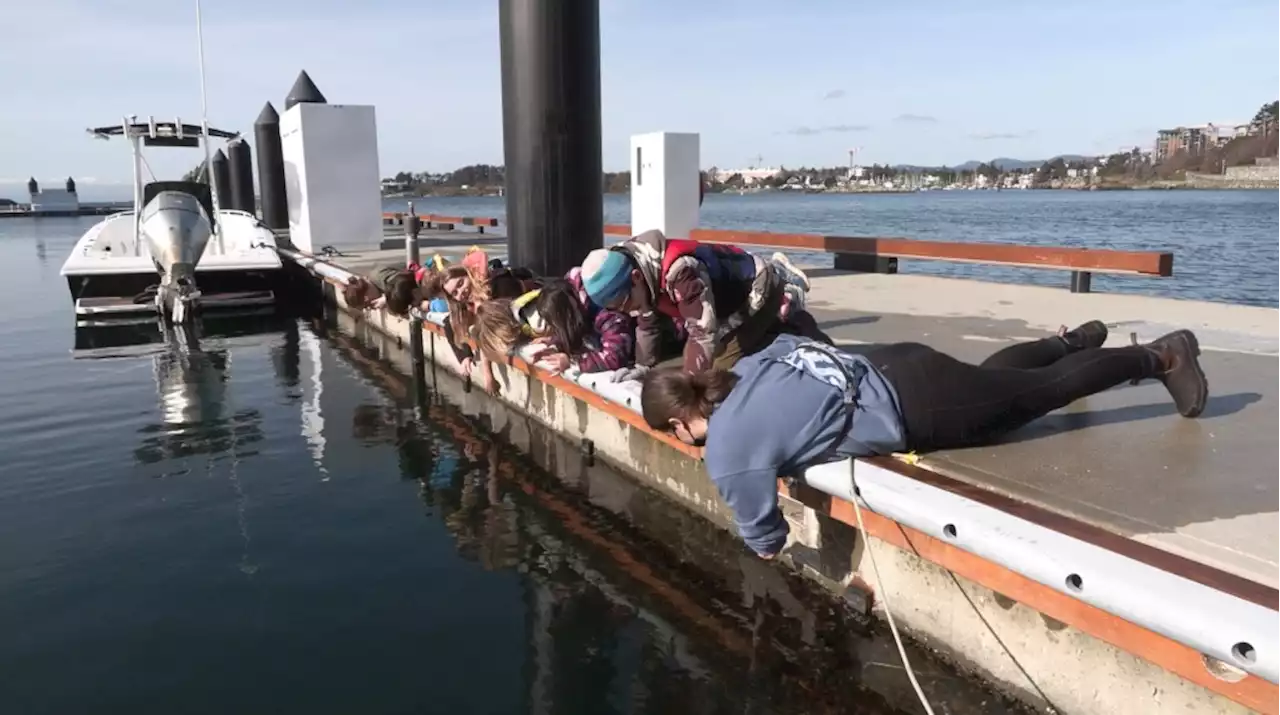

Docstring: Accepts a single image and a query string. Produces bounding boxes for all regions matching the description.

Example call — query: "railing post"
[405,202,421,267]
[1070,270,1092,293]
[834,253,898,274]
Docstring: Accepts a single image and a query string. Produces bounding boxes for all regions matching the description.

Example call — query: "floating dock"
[276,219,1277,715]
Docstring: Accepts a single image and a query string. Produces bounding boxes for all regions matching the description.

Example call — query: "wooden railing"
[383,212,499,232]
[381,212,1174,293]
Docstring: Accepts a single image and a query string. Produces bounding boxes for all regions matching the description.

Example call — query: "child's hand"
[460,357,474,375]
[370,296,387,310]
[535,352,571,375]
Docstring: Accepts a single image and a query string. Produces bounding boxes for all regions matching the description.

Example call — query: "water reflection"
[325,324,1026,715]
[72,315,298,466]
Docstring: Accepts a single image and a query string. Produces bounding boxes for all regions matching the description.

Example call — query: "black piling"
[27,177,38,195]
[65,177,76,193]
[284,70,327,111]
[227,138,256,215]
[210,149,232,212]
[254,102,289,230]
[498,0,603,276]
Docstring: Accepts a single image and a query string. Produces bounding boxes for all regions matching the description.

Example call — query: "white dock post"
[278,72,382,254]
[629,132,701,239]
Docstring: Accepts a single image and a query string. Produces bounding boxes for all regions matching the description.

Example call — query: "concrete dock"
[292,226,1278,715]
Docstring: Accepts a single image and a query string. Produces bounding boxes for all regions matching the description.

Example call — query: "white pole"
[194,0,223,251]
[128,115,143,256]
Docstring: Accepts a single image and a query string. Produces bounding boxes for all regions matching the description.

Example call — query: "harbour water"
[386,190,1280,307]
[1,190,1274,713]
[0,216,1033,713]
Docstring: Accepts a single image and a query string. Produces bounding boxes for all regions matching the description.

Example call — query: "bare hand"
[460,357,474,375]
[530,347,571,375]
[370,296,387,310]
[483,373,500,395]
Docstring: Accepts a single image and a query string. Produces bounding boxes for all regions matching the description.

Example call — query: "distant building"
[714,167,781,185]
[1154,123,1249,162]
[27,177,79,215]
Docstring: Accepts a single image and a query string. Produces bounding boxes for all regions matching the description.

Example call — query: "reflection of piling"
[210,149,232,212]
[254,102,289,230]
[227,138,256,214]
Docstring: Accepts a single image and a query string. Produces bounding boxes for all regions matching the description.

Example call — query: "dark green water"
[0,218,1024,714]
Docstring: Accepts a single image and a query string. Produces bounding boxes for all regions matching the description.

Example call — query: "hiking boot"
[1145,330,1208,418]
[1058,320,1109,351]
[771,252,811,292]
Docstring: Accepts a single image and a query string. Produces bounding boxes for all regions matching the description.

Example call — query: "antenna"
[194,0,222,247]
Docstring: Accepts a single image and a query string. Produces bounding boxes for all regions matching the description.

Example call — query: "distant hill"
[894,155,1094,173]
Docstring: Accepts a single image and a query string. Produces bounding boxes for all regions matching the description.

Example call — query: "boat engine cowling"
[140,190,213,323]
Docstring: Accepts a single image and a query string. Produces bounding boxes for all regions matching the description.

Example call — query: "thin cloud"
[823,89,846,100]
[969,131,1034,141]
[894,113,938,123]
[785,124,871,136]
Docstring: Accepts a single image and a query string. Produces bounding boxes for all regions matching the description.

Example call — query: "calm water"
[385,190,1280,307]
[0,217,1029,713]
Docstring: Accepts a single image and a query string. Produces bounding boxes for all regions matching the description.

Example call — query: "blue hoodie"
[703,335,906,556]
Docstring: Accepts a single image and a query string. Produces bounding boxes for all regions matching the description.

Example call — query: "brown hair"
[384,272,418,316]
[533,279,587,355]
[421,265,484,349]
[640,367,739,431]
[474,299,525,362]
[342,277,380,309]
[422,264,491,304]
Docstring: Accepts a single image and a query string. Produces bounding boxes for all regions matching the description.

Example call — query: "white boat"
[60,118,282,326]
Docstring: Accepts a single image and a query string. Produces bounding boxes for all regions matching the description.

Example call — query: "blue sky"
[2,0,1276,198]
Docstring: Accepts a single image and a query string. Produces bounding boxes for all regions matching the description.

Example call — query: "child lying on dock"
[419,247,540,394]
[580,230,831,377]
[639,322,1209,559]
[343,255,449,317]
[472,275,635,376]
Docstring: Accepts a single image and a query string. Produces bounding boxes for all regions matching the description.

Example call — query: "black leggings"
[868,336,1161,451]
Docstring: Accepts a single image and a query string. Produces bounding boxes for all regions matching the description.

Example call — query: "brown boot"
[1145,330,1208,418]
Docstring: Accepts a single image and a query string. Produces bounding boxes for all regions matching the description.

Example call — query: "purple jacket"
[565,267,635,372]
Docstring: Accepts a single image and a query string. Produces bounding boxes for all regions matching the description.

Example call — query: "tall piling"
[498,0,604,276]
[227,138,256,215]
[254,102,289,230]
[210,149,232,213]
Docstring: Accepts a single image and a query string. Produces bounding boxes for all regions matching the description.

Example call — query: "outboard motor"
[140,190,212,323]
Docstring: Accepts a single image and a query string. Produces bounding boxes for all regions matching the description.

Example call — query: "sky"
[1,0,1276,199]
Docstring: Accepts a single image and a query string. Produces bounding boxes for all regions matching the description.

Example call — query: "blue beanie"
[581,249,633,307]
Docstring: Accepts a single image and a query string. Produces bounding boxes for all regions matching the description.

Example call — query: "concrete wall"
[1186,163,1279,188]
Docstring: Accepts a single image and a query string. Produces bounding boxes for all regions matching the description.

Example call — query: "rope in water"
[849,491,936,715]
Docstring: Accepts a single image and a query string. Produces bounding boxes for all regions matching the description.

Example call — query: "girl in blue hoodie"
[639,322,1208,558]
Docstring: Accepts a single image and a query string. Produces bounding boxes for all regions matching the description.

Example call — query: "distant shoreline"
[383,182,1277,199]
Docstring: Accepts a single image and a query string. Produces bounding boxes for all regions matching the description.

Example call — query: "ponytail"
[639,366,739,431]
